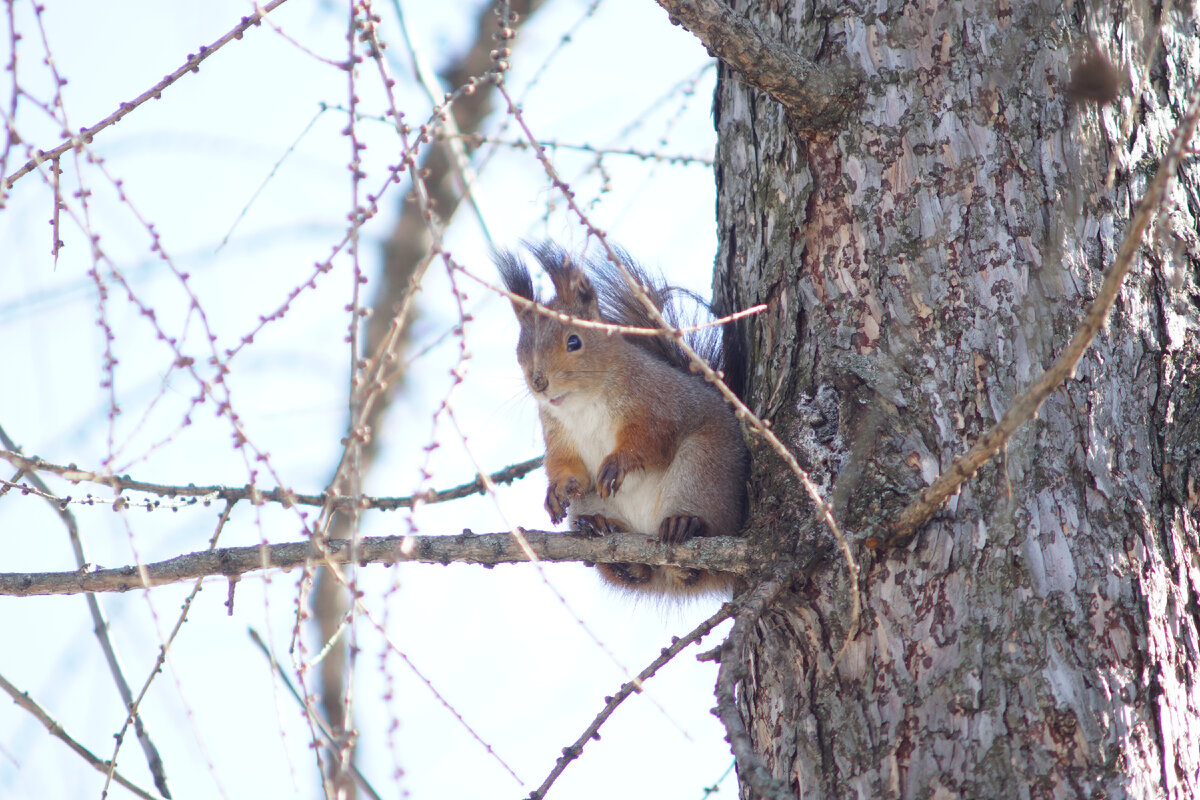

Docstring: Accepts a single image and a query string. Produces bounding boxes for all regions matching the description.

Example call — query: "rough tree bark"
[710,2,1200,798]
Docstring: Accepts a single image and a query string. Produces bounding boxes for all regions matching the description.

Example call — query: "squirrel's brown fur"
[496,243,748,597]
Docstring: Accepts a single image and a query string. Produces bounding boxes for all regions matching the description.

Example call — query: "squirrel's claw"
[575,514,626,536]
[660,515,706,544]
[601,563,654,585]
[546,476,581,524]
[596,454,628,498]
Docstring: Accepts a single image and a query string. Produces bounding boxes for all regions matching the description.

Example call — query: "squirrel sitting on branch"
[495,243,748,597]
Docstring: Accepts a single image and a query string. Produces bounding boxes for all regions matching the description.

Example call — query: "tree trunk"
[712,2,1200,797]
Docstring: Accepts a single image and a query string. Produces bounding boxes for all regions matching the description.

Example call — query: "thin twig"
[0,531,751,597]
[217,104,328,251]
[100,503,235,798]
[1,0,292,191]
[390,0,495,247]
[883,80,1200,547]
[527,603,734,800]
[0,426,172,798]
[0,479,214,511]
[0,672,163,800]
[0,449,543,510]
[440,132,715,166]
[247,629,384,800]
[464,265,767,336]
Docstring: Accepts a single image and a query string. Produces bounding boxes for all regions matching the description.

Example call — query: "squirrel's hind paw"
[574,514,627,537]
[659,515,707,544]
[598,562,654,585]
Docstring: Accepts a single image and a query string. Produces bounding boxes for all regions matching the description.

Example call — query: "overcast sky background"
[0,1,736,798]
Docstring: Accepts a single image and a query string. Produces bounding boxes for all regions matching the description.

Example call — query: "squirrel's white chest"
[544,395,666,534]
[544,395,617,473]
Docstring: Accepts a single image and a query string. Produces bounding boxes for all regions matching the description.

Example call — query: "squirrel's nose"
[531,372,548,393]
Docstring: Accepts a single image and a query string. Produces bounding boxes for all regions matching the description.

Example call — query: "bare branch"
[714,572,791,800]
[528,602,734,800]
[882,80,1200,547]
[1,0,292,191]
[0,448,542,510]
[0,532,751,597]
[100,503,234,799]
[0,672,164,800]
[302,3,545,790]
[441,131,716,166]
[247,629,384,800]
[653,0,860,127]
[468,266,768,338]
[0,426,171,797]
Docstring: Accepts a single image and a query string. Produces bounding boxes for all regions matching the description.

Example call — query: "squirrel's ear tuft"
[566,269,597,311]
[528,241,601,321]
[493,250,535,313]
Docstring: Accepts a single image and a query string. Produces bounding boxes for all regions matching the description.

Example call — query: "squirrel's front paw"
[545,476,581,524]
[597,452,639,498]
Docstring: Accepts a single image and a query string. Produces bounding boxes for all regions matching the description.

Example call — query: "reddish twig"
[1,0,292,191]
[527,602,734,799]
[0,426,171,797]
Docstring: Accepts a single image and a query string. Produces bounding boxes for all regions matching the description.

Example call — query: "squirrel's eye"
[566,334,582,352]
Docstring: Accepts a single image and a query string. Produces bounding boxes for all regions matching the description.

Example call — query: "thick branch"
[654,0,860,127]
[0,532,751,597]
[883,81,1200,547]
[715,572,791,800]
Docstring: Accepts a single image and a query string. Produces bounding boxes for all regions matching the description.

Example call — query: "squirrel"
[495,242,748,597]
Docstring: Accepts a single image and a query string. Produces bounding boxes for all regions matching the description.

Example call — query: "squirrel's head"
[494,244,621,405]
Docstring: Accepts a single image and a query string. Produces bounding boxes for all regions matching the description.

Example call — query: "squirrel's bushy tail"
[596,562,736,598]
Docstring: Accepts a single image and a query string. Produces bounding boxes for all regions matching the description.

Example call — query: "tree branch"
[527,602,734,800]
[1,0,292,191]
[247,628,384,800]
[880,81,1200,547]
[654,0,860,128]
[0,532,751,597]
[0,448,542,511]
[0,672,164,800]
[0,427,171,797]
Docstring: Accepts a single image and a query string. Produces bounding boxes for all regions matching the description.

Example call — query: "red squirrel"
[496,243,748,596]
